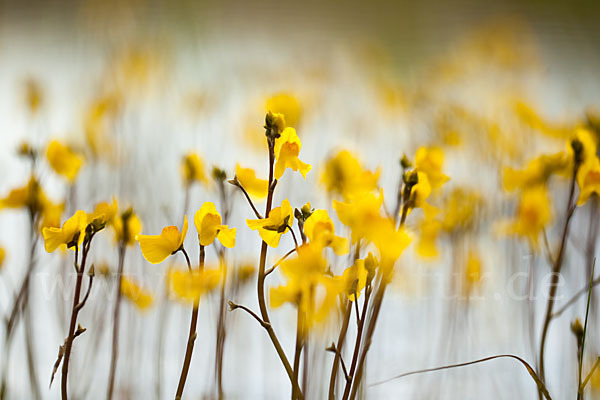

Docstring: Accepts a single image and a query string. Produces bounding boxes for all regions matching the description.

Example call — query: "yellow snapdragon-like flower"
[414,146,449,190]
[270,244,341,327]
[506,186,552,247]
[303,209,349,255]
[114,210,142,246]
[0,176,43,211]
[320,150,380,200]
[0,246,5,270]
[577,156,600,206]
[265,92,301,128]
[503,152,570,192]
[181,152,209,187]
[84,94,121,158]
[46,140,84,183]
[341,258,369,301]
[370,218,411,278]
[169,267,222,303]
[464,250,483,292]
[246,199,293,248]
[136,216,189,264]
[42,210,88,252]
[89,198,119,226]
[235,164,268,199]
[121,277,153,310]
[333,190,383,243]
[25,78,43,115]
[194,202,236,248]
[416,216,441,259]
[274,128,311,179]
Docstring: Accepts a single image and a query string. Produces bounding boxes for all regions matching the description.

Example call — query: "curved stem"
[174,245,204,400]
[369,354,552,400]
[255,138,303,399]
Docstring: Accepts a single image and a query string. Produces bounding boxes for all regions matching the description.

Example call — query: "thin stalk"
[292,309,304,400]
[538,162,579,393]
[175,246,203,400]
[1,212,38,400]
[254,138,303,399]
[106,243,127,400]
[577,259,595,400]
[341,285,371,400]
[347,281,386,400]
[581,357,600,391]
[62,240,91,400]
[370,354,552,400]
[329,300,352,400]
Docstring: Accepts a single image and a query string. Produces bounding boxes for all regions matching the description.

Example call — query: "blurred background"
[1,0,600,399]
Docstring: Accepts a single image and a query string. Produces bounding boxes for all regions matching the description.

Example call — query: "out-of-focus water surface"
[1,0,600,399]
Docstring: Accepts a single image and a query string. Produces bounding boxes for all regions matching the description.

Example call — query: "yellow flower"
[265,92,301,128]
[121,277,153,310]
[506,186,552,247]
[0,246,5,270]
[303,209,348,255]
[194,202,236,248]
[168,267,222,303]
[416,216,441,259]
[236,164,268,199]
[341,258,368,301]
[39,200,65,231]
[0,176,42,211]
[440,187,483,233]
[84,94,121,157]
[114,210,142,246]
[274,127,311,179]
[181,152,209,187]
[24,78,43,115]
[137,216,189,264]
[464,250,483,290]
[270,244,341,327]
[246,199,293,248]
[577,156,600,206]
[46,140,84,183]
[89,198,119,226]
[370,218,411,279]
[414,146,449,190]
[503,152,570,192]
[320,150,380,200]
[42,210,88,252]
[333,191,383,243]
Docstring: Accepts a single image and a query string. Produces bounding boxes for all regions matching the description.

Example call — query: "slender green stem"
[292,309,304,400]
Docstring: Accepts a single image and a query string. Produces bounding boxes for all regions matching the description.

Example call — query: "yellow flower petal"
[121,277,153,310]
[236,164,268,199]
[137,216,187,264]
[46,140,84,183]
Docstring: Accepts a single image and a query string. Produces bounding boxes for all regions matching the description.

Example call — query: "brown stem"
[538,162,579,396]
[292,309,304,400]
[62,240,91,400]
[175,245,204,400]
[328,300,352,400]
[347,281,386,400]
[106,243,126,400]
[341,285,371,400]
[255,137,303,398]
